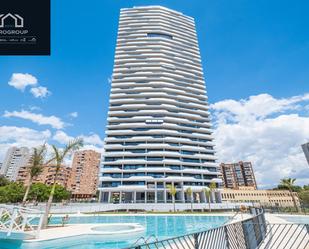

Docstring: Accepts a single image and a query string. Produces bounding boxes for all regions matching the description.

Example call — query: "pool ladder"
[131,234,158,247]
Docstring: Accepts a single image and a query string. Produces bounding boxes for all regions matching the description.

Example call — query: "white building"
[0,147,30,181]
[99,6,222,204]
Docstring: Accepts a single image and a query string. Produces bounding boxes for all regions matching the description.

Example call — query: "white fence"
[0,205,44,239]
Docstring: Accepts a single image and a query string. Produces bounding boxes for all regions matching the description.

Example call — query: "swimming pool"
[278,215,309,224]
[0,215,229,249]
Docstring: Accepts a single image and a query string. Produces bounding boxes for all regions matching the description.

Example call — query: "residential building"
[0,147,31,181]
[98,6,222,204]
[68,150,101,200]
[301,142,309,165]
[16,164,30,184]
[17,163,71,188]
[220,161,257,189]
[35,164,71,187]
[221,187,300,207]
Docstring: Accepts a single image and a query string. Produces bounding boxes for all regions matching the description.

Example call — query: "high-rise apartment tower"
[0,147,30,181]
[220,161,257,190]
[68,150,101,200]
[99,6,221,204]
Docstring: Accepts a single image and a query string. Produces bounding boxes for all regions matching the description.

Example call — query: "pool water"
[0,215,229,249]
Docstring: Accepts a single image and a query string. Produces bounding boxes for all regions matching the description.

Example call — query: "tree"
[41,138,83,229]
[303,185,309,191]
[209,181,217,202]
[0,182,24,203]
[280,178,299,212]
[22,144,47,206]
[29,183,50,202]
[53,184,71,202]
[298,190,309,206]
[203,187,211,212]
[167,184,177,212]
[275,184,302,193]
[0,175,10,187]
[186,187,193,212]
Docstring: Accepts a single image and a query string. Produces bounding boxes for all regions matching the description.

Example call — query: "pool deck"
[24,223,144,242]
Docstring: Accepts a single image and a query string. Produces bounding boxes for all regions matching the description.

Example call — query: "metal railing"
[259,223,309,249]
[125,209,309,249]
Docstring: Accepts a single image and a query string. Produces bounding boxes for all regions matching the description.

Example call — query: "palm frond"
[167,184,177,195]
[28,144,47,178]
[61,138,83,159]
[51,144,61,164]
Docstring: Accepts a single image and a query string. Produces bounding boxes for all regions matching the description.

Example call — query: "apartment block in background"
[16,164,31,184]
[68,150,101,200]
[301,142,309,165]
[36,164,71,187]
[17,163,71,188]
[0,147,31,181]
[220,161,257,189]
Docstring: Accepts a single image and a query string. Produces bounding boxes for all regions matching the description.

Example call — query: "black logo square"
[0,0,50,55]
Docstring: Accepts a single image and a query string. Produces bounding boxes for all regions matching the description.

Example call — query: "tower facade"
[99,6,221,204]
[68,150,101,200]
[1,147,30,181]
[220,161,257,190]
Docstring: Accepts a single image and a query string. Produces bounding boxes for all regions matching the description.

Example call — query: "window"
[147,33,173,39]
[147,157,163,161]
[122,181,145,185]
[123,173,145,177]
[123,164,144,170]
[102,173,121,178]
[147,173,164,178]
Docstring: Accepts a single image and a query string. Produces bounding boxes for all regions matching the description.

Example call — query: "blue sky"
[0,0,308,187]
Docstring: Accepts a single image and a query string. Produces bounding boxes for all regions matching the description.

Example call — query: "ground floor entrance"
[99,189,222,204]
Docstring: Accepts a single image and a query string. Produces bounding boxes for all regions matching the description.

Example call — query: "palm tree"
[209,181,217,203]
[167,184,177,212]
[186,187,193,212]
[41,138,83,229]
[22,144,47,206]
[280,178,299,212]
[203,187,211,212]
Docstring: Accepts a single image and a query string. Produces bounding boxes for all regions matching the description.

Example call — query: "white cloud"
[52,131,104,154]
[212,93,309,188]
[0,126,51,161]
[211,93,309,124]
[0,128,104,164]
[81,133,105,147]
[3,110,66,129]
[30,86,51,98]
[52,130,73,144]
[28,106,41,111]
[8,73,38,91]
[69,112,78,118]
[8,73,51,99]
